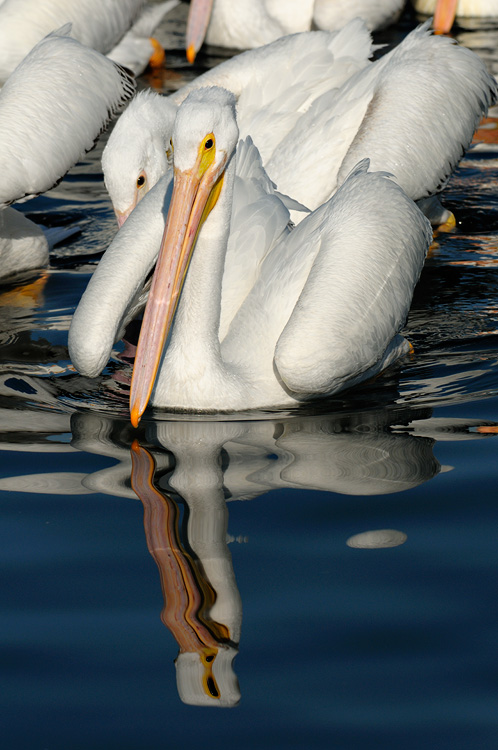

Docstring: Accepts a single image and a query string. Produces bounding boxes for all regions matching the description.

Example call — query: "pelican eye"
[137,174,146,188]
[198,134,216,174]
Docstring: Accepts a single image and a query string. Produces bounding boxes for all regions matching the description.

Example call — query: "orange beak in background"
[434,0,458,35]
[186,0,214,63]
[148,38,166,69]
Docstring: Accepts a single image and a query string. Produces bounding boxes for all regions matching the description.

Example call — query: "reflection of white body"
[71,88,431,416]
[1,405,496,705]
[144,425,242,707]
[4,408,498,499]
[185,0,404,60]
[0,28,134,280]
[103,22,496,228]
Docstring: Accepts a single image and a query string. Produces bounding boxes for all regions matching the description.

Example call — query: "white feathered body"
[176,21,374,164]
[203,0,312,49]
[314,0,405,32]
[103,22,496,228]
[0,28,135,280]
[0,28,135,208]
[0,0,146,82]
[266,23,497,212]
[103,20,374,217]
[71,131,432,412]
[202,0,404,50]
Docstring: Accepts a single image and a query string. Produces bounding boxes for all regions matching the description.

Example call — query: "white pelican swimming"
[0,27,135,281]
[103,19,374,225]
[102,22,497,228]
[70,87,432,423]
[413,0,498,34]
[185,0,405,61]
[0,0,178,82]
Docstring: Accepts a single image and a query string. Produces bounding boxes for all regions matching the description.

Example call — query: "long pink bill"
[186,0,214,63]
[434,0,458,34]
[129,165,218,427]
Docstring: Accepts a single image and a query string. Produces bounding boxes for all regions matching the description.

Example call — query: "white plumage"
[0,0,176,82]
[103,19,374,224]
[0,27,135,280]
[102,22,497,227]
[70,87,432,422]
[185,0,405,61]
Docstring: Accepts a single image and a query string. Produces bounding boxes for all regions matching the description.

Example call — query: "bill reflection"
[1,406,497,705]
[130,439,241,707]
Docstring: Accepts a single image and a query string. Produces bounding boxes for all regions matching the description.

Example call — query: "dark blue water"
[2,5,498,749]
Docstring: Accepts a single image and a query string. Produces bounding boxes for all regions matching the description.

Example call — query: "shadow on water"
[2,3,498,749]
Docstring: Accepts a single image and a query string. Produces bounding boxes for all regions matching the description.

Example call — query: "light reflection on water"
[2,4,498,749]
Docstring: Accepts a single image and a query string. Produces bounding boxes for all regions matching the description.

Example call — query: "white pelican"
[103,19,374,226]
[70,87,432,424]
[102,22,497,228]
[0,0,178,82]
[185,0,405,61]
[413,0,498,34]
[0,27,135,281]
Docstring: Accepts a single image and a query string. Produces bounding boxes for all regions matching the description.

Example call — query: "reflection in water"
[346,529,408,548]
[130,440,241,708]
[1,403,497,707]
[453,20,498,76]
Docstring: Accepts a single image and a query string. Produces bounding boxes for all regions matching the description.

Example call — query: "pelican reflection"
[1,406,497,705]
[130,440,241,707]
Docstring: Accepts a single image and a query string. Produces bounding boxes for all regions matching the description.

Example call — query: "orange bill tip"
[186,44,196,64]
[148,38,166,68]
[130,406,141,429]
[433,0,458,35]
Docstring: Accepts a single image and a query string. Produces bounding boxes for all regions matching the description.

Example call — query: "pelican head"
[130,86,238,426]
[102,90,177,226]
